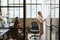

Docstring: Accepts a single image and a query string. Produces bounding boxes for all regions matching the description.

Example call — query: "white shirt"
[37,15,43,22]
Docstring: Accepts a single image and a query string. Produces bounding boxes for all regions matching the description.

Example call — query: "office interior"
[0,0,59,40]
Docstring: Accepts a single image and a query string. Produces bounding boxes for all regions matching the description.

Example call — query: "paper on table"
[4,24,9,28]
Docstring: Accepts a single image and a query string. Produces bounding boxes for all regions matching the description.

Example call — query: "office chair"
[30,22,39,40]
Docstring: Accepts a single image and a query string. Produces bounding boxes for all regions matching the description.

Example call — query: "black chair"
[30,22,39,40]
[31,22,39,33]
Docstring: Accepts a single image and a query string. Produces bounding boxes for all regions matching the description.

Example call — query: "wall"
[19,18,37,27]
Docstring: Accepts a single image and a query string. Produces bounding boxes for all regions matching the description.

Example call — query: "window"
[20,8,23,18]
[26,5,30,18]
[15,0,19,3]
[31,5,36,18]
[1,0,42,18]
[0,1,24,40]
[26,0,30,3]
[0,0,59,40]
[55,0,59,4]
[50,0,59,18]
[9,0,13,3]
[37,0,42,3]
[9,8,14,18]
[51,9,55,18]
[1,0,7,6]
[1,8,7,16]
[45,0,59,18]
[32,0,36,3]
[9,7,23,18]
[9,0,23,18]
[15,8,19,17]
[1,0,23,18]
[26,0,42,18]
[55,8,59,18]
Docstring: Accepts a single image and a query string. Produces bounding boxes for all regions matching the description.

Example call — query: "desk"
[0,29,9,37]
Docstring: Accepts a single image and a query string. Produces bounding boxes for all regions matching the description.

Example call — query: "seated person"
[13,17,23,28]
[7,17,23,40]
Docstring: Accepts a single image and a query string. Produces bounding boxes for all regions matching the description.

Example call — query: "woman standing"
[37,11,46,40]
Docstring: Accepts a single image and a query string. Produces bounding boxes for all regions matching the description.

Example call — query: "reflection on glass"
[32,5,36,18]
[26,5,30,18]
[20,8,23,18]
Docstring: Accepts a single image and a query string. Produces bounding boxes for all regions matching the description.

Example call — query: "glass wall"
[1,0,23,28]
[25,0,42,40]
[0,0,59,40]
[50,0,59,40]
[0,0,24,40]
[45,0,59,40]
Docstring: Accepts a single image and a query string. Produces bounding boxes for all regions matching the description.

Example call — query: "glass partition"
[0,0,24,40]
[0,0,59,40]
[25,0,59,40]
[25,0,42,40]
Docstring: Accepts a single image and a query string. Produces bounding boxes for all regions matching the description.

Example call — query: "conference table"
[0,29,9,37]
[0,23,14,37]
